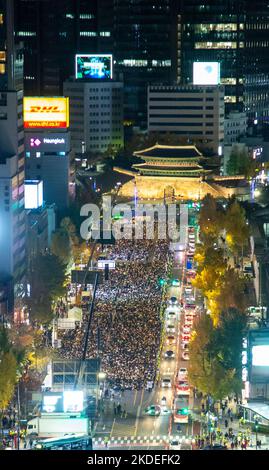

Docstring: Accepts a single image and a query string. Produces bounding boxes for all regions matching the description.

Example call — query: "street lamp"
[255,418,259,450]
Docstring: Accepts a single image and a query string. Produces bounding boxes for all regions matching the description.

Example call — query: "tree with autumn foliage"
[188,308,246,401]
[0,327,26,436]
[223,201,250,256]
[198,194,225,244]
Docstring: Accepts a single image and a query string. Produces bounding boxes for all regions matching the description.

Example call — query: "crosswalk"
[110,422,137,438]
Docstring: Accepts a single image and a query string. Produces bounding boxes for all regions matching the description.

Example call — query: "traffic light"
[255,419,259,431]
[159,278,165,286]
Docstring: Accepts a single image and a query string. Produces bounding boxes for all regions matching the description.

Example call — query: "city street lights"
[255,418,259,450]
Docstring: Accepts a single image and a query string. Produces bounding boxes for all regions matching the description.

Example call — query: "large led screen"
[252,345,269,366]
[193,62,220,85]
[76,54,113,79]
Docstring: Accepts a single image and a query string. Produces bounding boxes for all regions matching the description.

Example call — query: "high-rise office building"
[113,0,177,128]
[244,1,269,120]
[16,0,177,128]
[177,1,269,121]
[178,0,245,113]
[15,0,113,96]
[0,0,26,315]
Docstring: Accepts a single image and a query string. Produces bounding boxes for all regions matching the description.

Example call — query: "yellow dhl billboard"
[23,97,69,129]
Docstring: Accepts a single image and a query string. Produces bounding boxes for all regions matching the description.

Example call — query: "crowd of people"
[58,237,170,389]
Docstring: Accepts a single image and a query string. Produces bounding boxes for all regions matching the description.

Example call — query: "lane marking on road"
[134,388,145,437]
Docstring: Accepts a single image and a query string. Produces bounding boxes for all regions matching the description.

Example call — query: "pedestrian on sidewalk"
[231,441,235,450]
[224,419,228,428]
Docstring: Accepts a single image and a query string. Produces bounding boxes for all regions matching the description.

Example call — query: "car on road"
[187,271,196,279]
[166,335,176,345]
[166,310,177,320]
[182,326,191,334]
[181,334,191,342]
[144,405,161,416]
[185,303,196,310]
[177,381,190,395]
[161,377,172,388]
[182,351,189,361]
[201,444,227,450]
[178,368,188,379]
[164,350,175,359]
[184,286,193,294]
[169,439,181,450]
[184,319,193,327]
[171,279,180,287]
[168,296,178,305]
[166,324,176,334]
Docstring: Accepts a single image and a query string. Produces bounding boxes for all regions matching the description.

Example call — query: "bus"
[34,434,92,451]
[173,395,189,424]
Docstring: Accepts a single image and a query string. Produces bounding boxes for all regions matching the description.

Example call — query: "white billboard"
[97,260,116,270]
[193,62,220,85]
[252,345,269,366]
[63,391,84,413]
[25,180,43,209]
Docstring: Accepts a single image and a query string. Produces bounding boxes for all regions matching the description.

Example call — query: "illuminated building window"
[122,59,148,67]
[0,63,5,74]
[195,42,238,49]
[194,23,238,33]
[152,60,171,67]
[17,31,36,37]
[66,13,74,19]
[80,14,95,19]
[221,78,236,85]
[100,32,111,37]
[0,14,3,25]
[0,51,5,61]
[224,96,236,103]
[80,31,97,36]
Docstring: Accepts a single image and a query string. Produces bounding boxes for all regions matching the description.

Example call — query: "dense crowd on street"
[58,238,170,388]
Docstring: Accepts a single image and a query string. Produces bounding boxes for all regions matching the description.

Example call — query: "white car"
[161,377,172,388]
[169,439,181,450]
[178,367,188,379]
[182,326,191,334]
[166,324,176,334]
[166,310,177,320]
[185,287,193,294]
[168,296,178,306]
[182,351,190,361]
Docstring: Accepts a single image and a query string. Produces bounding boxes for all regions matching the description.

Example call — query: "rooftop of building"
[133,144,204,160]
[148,84,224,93]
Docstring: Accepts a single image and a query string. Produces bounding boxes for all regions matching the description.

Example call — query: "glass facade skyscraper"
[178,0,245,113]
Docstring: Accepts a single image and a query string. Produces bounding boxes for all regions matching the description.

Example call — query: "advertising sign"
[24,180,43,209]
[97,260,116,270]
[23,97,69,129]
[42,393,63,413]
[63,391,84,413]
[249,329,269,382]
[76,54,113,79]
[193,62,220,85]
[25,132,70,153]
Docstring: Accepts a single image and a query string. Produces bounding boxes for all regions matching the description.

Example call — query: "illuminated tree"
[199,194,224,243]
[224,201,250,255]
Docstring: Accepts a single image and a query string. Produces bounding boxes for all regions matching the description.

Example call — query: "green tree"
[227,148,257,178]
[188,311,246,400]
[51,229,72,265]
[27,253,67,323]
[198,194,224,243]
[0,327,24,437]
[224,201,250,255]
